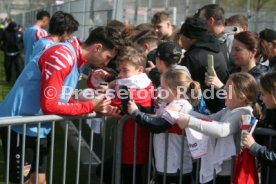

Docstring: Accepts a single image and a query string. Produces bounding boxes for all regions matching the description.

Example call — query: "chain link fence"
[11,0,276,40]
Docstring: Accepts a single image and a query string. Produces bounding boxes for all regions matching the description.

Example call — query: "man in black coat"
[179,17,229,113]
[0,22,22,83]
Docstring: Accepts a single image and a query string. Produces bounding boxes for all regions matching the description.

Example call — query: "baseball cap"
[156,41,182,64]
[259,28,276,43]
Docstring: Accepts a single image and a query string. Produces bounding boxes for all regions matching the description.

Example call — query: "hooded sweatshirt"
[180,34,229,113]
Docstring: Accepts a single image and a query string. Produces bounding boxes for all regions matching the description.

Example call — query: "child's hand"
[242,132,256,149]
[204,67,224,89]
[93,69,109,80]
[165,105,182,112]
[104,105,122,118]
[176,113,190,129]
[127,100,138,115]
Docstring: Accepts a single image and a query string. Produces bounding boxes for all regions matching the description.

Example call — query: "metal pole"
[266,136,272,184]
[132,123,138,184]
[247,0,251,30]
[112,121,118,184]
[134,0,140,25]
[147,133,153,183]
[196,160,200,184]
[163,132,169,184]
[5,125,11,184]
[76,120,82,184]
[49,122,55,184]
[35,123,41,184]
[146,0,152,23]
[247,0,251,18]
[62,122,69,184]
[112,0,118,19]
[164,0,169,11]
[179,133,185,184]
[68,1,71,13]
[100,118,107,184]
[114,115,129,184]
[185,0,190,20]
[20,124,26,184]
[82,0,87,39]
[87,122,94,184]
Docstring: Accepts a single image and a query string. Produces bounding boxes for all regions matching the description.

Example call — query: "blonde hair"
[116,46,146,68]
[228,72,261,119]
[162,69,201,106]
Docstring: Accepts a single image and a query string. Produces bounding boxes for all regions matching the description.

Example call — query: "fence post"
[114,115,129,184]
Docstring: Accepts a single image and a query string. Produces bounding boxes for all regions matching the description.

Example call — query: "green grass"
[0,51,90,184]
[0,52,13,101]
[0,51,10,184]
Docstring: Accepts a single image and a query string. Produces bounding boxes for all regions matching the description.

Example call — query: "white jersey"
[153,99,193,174]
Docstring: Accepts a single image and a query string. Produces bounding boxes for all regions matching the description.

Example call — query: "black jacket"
[253,109,276,183]
[250,141,276,166]
[249,64,270,82]
[0,29,22,53]
[180,34,229,113]
[270,57,276,71]
[131,109,171,133]
[231,64,270,83]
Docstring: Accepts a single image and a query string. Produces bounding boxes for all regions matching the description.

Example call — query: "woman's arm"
[249,143,276,166]
[243,132,276,166]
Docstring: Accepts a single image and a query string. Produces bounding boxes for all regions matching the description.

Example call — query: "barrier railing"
[1,114,276,184]
[111,118,276,184]
[0,113,98,184]
[254,127,276,184]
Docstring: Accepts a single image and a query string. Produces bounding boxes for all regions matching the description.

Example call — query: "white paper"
[185,128,209,159]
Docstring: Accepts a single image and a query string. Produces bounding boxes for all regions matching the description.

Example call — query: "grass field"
[0,51,90,184]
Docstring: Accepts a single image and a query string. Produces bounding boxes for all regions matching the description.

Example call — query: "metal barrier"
[0,113,101,184]
[111,118,276,184]
[254,127,276,184]
[113,115,193,184]
[1,113,276,184]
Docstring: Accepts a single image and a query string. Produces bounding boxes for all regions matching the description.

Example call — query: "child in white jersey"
[128,69,201,184]
[173,72,261,184]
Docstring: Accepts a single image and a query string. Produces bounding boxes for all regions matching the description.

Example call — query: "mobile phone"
[119,85,130,114]
[207,54,214,76]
